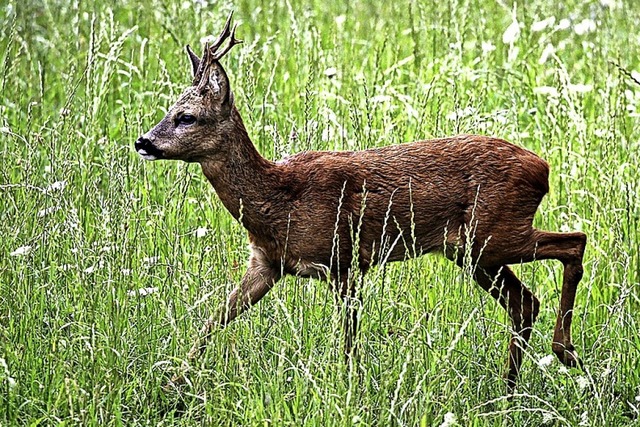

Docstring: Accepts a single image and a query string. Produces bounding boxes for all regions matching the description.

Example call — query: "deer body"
[204,118,549,274]
[137,14,586,391]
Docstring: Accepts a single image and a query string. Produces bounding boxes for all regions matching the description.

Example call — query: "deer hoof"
[163,373,188,393]
[552,342,582,369]
[163,360,193,393]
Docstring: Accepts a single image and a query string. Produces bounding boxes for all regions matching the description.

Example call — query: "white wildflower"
[143,256,160,267]
[323,67,338,78]
[542,411,554,424]
[371,95,392,104]
[335,15,346,26]
[556,19,571,30]
[574,19,596,35]
[200,35,216,44]
[481,41,496,54]
[446,107,476,121]
[84,265,96,274]
[121,268,132,276]
[576,376,590,390]
[1,358,17,390]
[492,110,509,125]
[539,43,555,65]
[288,128,298,144]
[321,126,334,142]
[45,180,67,193]
[558,366,569,374]
[594,129,608,138]
[600,0,621,10]
[534,86,559,97]
[579,411,589,426]
[10,245,32,256]
[127,287,158,297]
[537,354,555,368]
[440,412,458,427]
[532,17,556,32]
[37,206,60,217]
[502,19,520,44]
[194,227,208,238]
[508,46,520,62]
[567,83,593,93]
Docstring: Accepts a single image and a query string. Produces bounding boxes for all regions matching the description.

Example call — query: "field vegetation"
[1,0,639,425]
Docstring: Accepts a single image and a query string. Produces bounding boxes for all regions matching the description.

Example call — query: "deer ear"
[201,61,234,112]
[186,45,201,77]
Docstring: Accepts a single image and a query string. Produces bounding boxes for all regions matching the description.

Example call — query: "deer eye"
[177,114,197,126]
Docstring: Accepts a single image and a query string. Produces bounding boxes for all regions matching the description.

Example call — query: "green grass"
[1,0,639,425]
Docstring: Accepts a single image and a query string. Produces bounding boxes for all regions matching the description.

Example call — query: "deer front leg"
[187,248,281,362]
[166,250,279,390]
[332,272,362,362]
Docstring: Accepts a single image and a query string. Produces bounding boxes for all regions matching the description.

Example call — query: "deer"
[135,13,586,391]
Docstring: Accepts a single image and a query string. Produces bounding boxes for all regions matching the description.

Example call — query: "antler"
[192,12,243,87]
[211,22,242,60]
[193,42,211,85]
[209,11,234,53]
[206,11,243,60]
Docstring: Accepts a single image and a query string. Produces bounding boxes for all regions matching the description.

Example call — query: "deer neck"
[199,111,280,237]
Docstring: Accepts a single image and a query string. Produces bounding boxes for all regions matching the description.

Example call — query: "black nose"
[135,135,163,159]
[135,136,151,151]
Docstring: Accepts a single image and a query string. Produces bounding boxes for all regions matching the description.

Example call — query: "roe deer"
[136,13,586,391]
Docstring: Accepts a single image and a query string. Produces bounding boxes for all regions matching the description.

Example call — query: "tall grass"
[1,0,639,425]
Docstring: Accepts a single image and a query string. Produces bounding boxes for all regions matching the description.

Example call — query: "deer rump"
[262,134,550,278]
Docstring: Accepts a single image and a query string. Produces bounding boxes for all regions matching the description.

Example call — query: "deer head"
[135,13,243,163]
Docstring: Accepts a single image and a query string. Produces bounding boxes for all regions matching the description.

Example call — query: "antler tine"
[193,42,210,84]
[212,23,243,60]
[209,11,234,54]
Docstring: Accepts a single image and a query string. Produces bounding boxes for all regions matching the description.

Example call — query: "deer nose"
[135,136,152,151]
[135,135,161,160]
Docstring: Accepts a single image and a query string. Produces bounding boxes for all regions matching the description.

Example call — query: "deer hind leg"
[524,230,587,368]
[473,265,540,390]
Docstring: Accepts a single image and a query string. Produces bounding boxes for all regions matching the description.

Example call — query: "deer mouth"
[135,136,164,160]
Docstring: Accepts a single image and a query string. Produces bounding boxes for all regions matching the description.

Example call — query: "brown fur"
[136,15,586,391]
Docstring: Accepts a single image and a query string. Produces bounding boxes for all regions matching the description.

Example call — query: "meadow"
[1,0,639,425]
